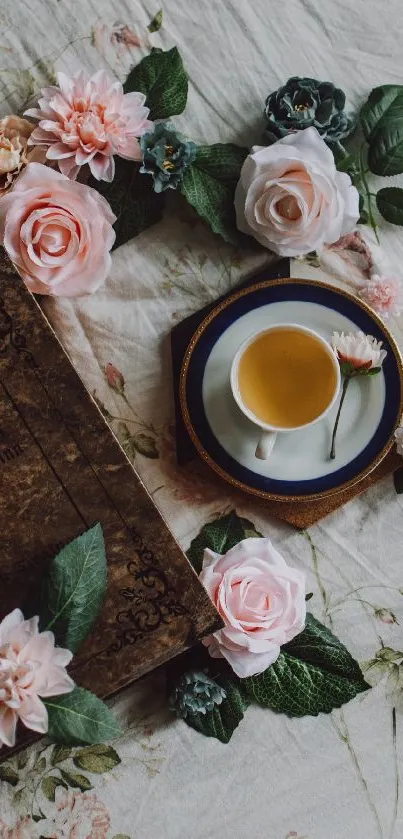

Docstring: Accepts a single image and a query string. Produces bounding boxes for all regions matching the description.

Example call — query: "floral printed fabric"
[1,0,403,838]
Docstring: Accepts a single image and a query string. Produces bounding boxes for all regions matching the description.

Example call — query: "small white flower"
[332,331,387,371]
[395,425,403,457]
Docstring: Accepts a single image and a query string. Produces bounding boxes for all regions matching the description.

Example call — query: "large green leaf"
[180,144,248,245]
[45,688,121,746]
[283,614,364,682]
[242,614,369,716]
[89,159,165,251]
[41,523,106,653]
[360,85,403,175]
[187,510,262,574]
[186,678,248,744]
[73,744,121,774]
[376,187,403,225]
[124,47,188,119]
[361,85,403,141]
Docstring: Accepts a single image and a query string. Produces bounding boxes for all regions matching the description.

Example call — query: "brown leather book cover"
[0,258,221,753]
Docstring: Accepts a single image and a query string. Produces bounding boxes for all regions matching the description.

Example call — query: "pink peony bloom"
[0,162,116,297]
[25,69,153,181]
[0,609,74,748]
[359,274,403,319]
[40,790,110,839]
[200,538,306,678]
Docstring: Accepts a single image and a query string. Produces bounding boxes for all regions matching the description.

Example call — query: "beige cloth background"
[1,1,403,837]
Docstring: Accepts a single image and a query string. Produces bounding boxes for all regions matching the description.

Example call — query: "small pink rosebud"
[375,607,398,625]
[105,362,125,394]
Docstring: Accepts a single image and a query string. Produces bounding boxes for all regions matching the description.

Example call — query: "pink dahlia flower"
[359,274,402,319]
[25,69,153,182]
[0,609,74,748]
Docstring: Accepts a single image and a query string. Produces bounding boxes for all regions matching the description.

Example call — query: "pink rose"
[235,127,359,256]
[0,162,116,296]
[200,538,306,678]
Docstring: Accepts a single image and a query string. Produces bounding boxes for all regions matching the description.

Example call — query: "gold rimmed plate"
[180,278,403,502]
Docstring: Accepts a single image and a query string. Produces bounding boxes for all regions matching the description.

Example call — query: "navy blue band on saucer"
[184,280,402,498]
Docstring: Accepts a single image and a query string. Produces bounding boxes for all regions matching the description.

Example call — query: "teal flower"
[140,123,196,192]
[169,671,226,719]
[264,77,354,146]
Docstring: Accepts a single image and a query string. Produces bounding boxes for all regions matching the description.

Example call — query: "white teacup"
[230,323,341,460]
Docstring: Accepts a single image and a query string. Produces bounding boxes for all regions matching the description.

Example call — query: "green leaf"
[147,8,163,31]
[41,523,106,653]
[187,510,258,574]
[17,750,29,769]
[42,775,67,802]
[132,432,159,459]
[89,159,165,250]
[185,678,247,743]
[112,835,131,839]
[73,743,121,774]
[361,85,403,141]
[124,47,188,119]
[376,187,403,225]
[0,764,19,786]
[394,466,403,494]
[60,769,93,791]
[284,614,365,682]
[180,144,248,245]
[35,757,47,772]
[360,85,403,175]
[51,744,72,766]
[242,614,369,716]
[45,688,121,746]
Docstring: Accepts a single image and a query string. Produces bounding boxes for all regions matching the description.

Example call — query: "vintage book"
[0,259,221,753]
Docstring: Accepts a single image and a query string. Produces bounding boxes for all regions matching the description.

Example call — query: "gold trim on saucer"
[179,277,403,503]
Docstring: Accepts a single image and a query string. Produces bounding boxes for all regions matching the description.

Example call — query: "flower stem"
[330,376,351,460]
[359,144,380,244]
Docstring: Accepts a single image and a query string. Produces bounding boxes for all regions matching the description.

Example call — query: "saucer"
[180,278,403,502]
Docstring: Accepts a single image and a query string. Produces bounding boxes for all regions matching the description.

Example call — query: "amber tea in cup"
[230,324,340,459]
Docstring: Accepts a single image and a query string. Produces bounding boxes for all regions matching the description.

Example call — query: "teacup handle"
[255,431,277,460]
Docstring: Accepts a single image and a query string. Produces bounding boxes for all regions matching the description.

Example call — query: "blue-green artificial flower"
[140,123,196,192]
[264,77,354,146]
[169,671,227,719]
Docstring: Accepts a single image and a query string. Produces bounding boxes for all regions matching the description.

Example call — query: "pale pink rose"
[40,790,110,839]
[200,538,306,678]
[359,274,402,319]
[0,608,74,748]
[0,162,116,297]
[25,68,153,181]
[235,127,359,256]
[0,817,38,839]
[0,115,47,196]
